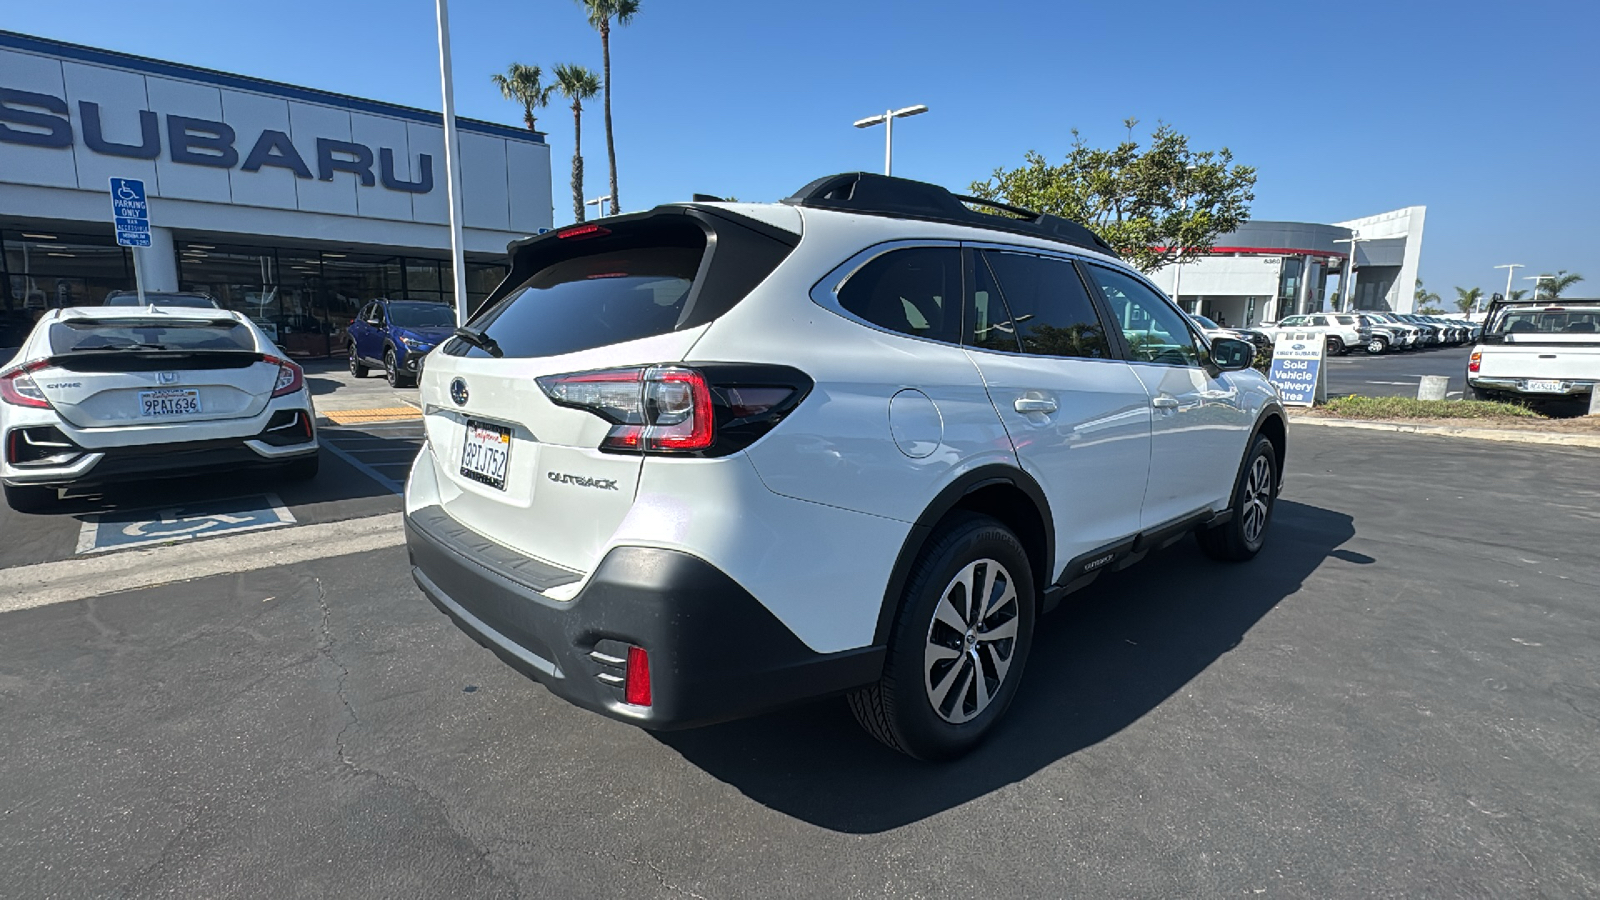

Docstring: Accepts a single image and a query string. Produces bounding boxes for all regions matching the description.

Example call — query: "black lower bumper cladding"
[405,506,885,729]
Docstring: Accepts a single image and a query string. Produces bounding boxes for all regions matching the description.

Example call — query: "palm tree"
[1454,286,1483,314]
[1535,270,1584,299]
[553,64,602,223]
[575,0,639,214]
[490,63,553,133]
[1506,289,1529,302]
[1414,278,1440,309]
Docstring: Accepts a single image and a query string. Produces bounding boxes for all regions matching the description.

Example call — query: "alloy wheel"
[384,350,397,384]
[923,558,1021,724]
[1241,454,1273,547]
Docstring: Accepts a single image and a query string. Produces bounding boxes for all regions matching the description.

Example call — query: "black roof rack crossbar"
[782,172,1118,258]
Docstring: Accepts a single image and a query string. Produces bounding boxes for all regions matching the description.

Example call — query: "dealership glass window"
[1,229,132,346]
[1277,257,1302,303]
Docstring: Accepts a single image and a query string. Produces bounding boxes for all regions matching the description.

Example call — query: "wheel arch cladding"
[1257,410,1287,482]
[872,465,1053,646]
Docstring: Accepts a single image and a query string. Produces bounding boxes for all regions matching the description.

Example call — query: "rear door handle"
[1014,396,1058,414]
[1152,396,1180,410]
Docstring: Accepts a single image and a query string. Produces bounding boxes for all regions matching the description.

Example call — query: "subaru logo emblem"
[450,378,469,406]
[1291,343,1306,350]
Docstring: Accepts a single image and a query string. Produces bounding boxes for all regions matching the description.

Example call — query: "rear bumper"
[405,505,884,730]
[2,409,317,486]
[1469,377,1595,397]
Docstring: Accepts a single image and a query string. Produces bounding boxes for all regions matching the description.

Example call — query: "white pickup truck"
[1468,300,1600,403]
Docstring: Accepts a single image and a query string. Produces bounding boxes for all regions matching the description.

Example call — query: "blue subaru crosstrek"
[346,299,456,387]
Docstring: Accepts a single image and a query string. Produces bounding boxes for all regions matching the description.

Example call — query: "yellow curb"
[321,406,424,425]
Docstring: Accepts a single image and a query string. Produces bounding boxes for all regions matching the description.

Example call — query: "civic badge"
[158,371,180,384]
[450,377,469,406]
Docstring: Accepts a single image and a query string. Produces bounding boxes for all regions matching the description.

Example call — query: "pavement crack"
[627,858,709,900]
[312,575,359,768]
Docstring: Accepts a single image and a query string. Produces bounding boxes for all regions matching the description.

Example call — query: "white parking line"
[2,512,406,614]
[322,441,405,495]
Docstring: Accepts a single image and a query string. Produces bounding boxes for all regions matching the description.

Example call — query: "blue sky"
[6,0,1595,299]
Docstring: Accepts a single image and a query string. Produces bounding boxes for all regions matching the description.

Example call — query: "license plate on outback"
[1527,380,1564,393]
[139,389,202,417]
[460,419,512,490]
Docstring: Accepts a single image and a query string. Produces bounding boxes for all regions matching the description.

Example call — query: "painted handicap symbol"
[121,507,257,538]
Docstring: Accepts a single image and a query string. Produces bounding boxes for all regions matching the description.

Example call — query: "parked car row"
[1263,312,1480,355]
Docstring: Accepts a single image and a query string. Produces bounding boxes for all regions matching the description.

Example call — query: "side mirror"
[1209,337,1256,371]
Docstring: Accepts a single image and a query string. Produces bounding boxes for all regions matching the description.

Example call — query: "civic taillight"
[1468,351,1481,373]
[537,364,810,456]
[263,355,305,398]
[0,361,51,409]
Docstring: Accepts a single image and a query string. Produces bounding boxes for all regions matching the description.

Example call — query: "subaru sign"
[108,177,150,247]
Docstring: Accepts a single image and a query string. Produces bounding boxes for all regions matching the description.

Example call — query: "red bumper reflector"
[625,646,651,707]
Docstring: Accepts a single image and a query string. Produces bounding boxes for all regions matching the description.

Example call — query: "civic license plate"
[139,389,202,417]
[460,420,512,490]
[1527,380,1563,393]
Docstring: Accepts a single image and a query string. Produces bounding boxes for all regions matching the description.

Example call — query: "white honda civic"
[0,306,319,512]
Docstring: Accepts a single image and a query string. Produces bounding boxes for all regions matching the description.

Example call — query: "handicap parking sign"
[109,178,152,248]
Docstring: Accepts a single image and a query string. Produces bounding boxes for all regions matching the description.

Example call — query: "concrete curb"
[1288,415,1600,449]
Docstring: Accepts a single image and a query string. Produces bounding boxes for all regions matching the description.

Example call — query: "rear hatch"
[33,315,279,428]
[418,206,799,575]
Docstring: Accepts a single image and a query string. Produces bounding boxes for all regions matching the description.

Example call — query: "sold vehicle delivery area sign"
[1268,331,1327,406]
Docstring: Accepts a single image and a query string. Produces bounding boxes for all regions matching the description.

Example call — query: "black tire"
[1327,336,1345,356]
[348,345,369,378]
[848,515,1036,761]
[280,454,320,482]
[1196,435,1278,563]
[1366,336,1388,355]
[383,347,413,388]
[4,482,57,514]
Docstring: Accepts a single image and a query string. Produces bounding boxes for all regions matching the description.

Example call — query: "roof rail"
[782,172,1118,257]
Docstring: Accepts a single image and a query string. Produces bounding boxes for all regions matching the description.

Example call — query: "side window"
[837,247,962,345]
[1310,315,1329,326]
[976,250,1111,359]
[1084,264,1205,367]
[969,253,1021,353]
[354,303,371,324]
[1281,316,1304,326]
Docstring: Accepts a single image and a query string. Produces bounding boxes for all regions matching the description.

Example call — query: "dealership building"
[0,30,552,355]
[1143,207,1427,328]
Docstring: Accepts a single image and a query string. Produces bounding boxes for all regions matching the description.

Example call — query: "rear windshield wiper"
[453,326,503,358]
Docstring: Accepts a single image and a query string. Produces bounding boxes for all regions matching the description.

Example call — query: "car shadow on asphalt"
[655,499,1357,833]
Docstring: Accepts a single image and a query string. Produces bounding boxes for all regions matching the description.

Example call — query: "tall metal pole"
[436,0,469,328]
[132,248,147,306]
[883,109,893,176]
[1493,263,1522,314]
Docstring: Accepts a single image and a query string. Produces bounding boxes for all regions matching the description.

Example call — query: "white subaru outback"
[405,173,1287,760]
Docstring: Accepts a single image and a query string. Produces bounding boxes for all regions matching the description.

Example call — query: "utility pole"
[435,0,469,327]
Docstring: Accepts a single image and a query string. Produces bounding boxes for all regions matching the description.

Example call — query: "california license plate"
[139,389,201,417]
[460,420,512,490]
[1527,380,1563,393]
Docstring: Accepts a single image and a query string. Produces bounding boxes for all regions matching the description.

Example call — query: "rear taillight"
[538,363,811,456]
[624,646,651,707]
[262,355,305,398]
[0,361,51,409]
[1468,351,1481,373]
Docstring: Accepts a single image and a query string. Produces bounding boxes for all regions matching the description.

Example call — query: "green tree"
[967,119,1257,273]
[575,0,639,215]
[1507,288,1529,301]
[553,63,602,223]
[1534,270,1584,299]
[1414,278,1440,308]
[1454,286,1483,314]
[490,63,553,133]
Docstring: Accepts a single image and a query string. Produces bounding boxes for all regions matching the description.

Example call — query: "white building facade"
[1144,207,1427,327]
[0,30,552,356]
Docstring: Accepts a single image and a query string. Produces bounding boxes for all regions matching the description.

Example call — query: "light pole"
[434,0,469,327]
[1492,263,1522,314]
[1333,234,1364,311]
[852,104,928,176]
[1526,274,1555,300]
[586,195,612,217]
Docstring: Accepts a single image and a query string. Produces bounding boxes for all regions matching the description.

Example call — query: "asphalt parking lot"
[3,425,1598,898]
[1325,344,1471,399]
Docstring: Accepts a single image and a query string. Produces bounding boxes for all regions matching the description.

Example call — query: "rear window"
[48,318,256,353]
[104,293,218,308]
[1491,306,1600,335]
